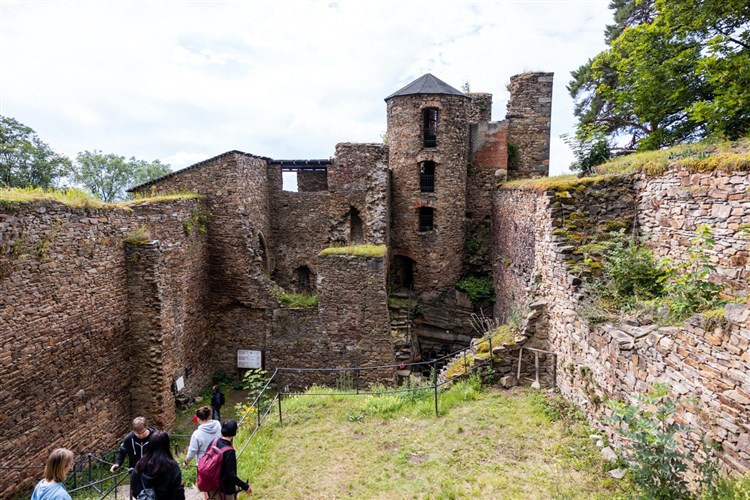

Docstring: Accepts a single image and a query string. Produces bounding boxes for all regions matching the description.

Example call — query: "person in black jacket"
[211,385,225,422]
[110,416,155,499]
[211,419,251,500]
[132,430,185,500]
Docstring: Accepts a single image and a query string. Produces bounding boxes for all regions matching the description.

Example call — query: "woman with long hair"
[31,448,75,500]
[132,430,185,500]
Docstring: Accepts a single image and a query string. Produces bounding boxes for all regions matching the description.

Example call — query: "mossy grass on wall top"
[0,187,109,208]
[118,191,203,206]
[0,187,203,209]
[499,173,624,192]
[596,137,750,177]
[320,244,386,258]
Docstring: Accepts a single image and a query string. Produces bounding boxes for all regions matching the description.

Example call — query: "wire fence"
[20,326,553,499]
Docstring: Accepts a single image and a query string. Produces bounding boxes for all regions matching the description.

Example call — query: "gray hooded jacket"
[185,419,222,462]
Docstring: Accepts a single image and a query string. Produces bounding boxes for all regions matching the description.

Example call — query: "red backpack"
[197,438,234,492]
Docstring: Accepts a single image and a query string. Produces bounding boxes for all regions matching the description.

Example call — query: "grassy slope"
[235,385,628,499]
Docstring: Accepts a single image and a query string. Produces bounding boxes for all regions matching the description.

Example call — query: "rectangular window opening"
[423,108,438,148]
[420,161,435,193]
[419,207,434,232]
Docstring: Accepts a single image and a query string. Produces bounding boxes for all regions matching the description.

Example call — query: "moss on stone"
[320,244,386,258]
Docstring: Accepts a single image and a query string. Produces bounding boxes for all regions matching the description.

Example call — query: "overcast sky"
[1,0,613,176]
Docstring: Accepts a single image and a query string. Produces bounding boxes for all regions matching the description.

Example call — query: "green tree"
[0,116,71,189]
[569,0,749,152]
[71,150,171,202]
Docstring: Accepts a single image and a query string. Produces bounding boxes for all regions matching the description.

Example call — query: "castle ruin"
[3,71,750,495]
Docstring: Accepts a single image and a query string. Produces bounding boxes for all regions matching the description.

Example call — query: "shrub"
[607,383,695,499]
[125,225,151,244]
[600,229,667,300]
[455,275,495,304]
[660,225,725,319]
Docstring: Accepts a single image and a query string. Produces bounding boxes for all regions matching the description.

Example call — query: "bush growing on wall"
[586,226,725,323]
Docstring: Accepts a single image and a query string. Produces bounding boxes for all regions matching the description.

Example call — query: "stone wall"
[467,92,493,123]
[387,93,469,292]
[492,187,544,321]
[493,168,750,474]
[317,252,394,386]
[132,151,275,309]
[0,197,209,496]
[506,72,553,179]
[267,144,390,290]
[636,169,750,292]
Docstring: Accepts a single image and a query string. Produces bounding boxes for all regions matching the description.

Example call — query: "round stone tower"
[385,74,470,292]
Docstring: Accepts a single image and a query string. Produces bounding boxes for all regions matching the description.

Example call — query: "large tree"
[569,0,749,156]
[71,150,171,202]
[0,116,71,189]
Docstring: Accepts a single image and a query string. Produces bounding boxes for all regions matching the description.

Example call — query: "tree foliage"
[569,0,749,159]
[71,150,171,202]
[0,116,71,189]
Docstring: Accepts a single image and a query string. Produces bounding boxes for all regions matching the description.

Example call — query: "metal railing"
[36,328,554,498]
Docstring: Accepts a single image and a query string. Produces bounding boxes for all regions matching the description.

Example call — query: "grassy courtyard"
[231,380,630,499]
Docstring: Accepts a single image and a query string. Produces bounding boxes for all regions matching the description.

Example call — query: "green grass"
[278,292,318,308]
[234,382,631,499]
[320,244,387,258]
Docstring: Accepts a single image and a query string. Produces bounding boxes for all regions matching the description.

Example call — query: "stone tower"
[506,72,553,179]
[385,74,470,292]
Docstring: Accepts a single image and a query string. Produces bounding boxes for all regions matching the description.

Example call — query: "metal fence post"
[278,391,283,425]
[433,358,439,417]
[488,335,494,372]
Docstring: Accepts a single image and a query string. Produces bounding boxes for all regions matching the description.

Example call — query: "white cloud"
[0,0,613,173]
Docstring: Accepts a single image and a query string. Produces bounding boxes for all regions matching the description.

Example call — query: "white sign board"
[237,350,262,369]
[175,376,185,392]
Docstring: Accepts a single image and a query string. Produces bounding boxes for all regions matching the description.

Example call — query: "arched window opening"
[418,207,434,232]
[420,161,435,193]
[350,207,364,243]
[422,108,438,147]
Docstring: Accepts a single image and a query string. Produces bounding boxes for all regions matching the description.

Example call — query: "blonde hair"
[132,416,147,433]
[44,448,74,482]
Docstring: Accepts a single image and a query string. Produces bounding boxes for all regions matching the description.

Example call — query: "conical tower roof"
[385,73,466,101]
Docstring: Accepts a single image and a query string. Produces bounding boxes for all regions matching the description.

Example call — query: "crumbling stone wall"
[506,72,553,179]
[387,93,469,292]
[0,198,209,496]
[268,144,390,290]
[132,151,274,309]
[467,92,493,123]
[493,168,750,473]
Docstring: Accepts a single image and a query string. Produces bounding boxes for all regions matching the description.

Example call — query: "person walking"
[110,416,155,498]
[131,430,185,500]
[209,419,251,500]
[31,448,75,500]
[210,385,225,422]
[183,406,222,498]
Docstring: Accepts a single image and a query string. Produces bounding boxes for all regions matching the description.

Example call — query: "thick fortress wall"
[0,198,209,496]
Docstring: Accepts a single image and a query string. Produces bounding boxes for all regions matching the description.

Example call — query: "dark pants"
[212,405,221,422]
